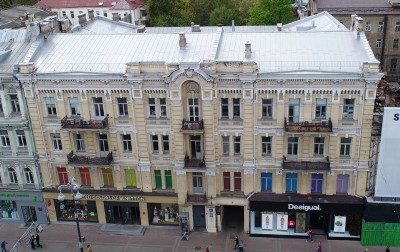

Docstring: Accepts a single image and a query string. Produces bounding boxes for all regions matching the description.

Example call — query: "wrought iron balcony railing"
[284,118,332,132]
[184,156,206,168]
[181,119,204,132]
[67,151,113,166]
[61,116,108,130]
[282,156,330,171]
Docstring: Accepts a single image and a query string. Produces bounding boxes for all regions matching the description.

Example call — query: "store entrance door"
[21,206,37,224]
[309,213,328,235]
[105,202,140,225]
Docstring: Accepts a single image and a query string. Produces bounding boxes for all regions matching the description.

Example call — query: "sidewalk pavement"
[0,223,397,252]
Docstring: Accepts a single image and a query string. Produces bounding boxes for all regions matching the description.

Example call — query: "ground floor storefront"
[0,190,47,224]
[249,193,365,240]
[43,190,179,227]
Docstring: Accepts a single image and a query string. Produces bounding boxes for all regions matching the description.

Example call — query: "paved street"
[0,223,397,252]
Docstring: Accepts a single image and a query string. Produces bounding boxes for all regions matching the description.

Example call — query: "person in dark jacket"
[35,234,42,248]
[29,235,35,250]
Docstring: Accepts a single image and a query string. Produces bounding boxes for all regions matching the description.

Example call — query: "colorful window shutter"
[165,170,172,189]
[155,170,162,189]
[125,169,137,187]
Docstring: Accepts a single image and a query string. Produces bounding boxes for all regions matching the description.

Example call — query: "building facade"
[0,30,47,225]
[310,0,400,82]
[16,14,382,239]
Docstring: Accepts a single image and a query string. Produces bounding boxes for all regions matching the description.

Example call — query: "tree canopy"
[248,0,296,25]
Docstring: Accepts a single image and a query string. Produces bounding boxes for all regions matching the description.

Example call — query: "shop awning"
[249,193,365,215]
[364,202,400,223]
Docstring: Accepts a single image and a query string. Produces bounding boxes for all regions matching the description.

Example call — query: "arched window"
[24,168,34,184]
[8,168,18,184]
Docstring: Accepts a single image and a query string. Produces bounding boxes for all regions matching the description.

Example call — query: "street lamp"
[58,177,84,252]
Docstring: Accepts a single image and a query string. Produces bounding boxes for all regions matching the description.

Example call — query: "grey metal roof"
[0,29,32,73]
[72,16,138,34]
[314,0,400,14]
[283,12,348,32]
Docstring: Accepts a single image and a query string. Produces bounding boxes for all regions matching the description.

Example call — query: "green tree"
[209,6,238,26]
[189,0,215,26]
[147,0,194,27]
[248,0,295,25]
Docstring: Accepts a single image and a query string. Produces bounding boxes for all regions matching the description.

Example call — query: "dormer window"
[98,2,104,6]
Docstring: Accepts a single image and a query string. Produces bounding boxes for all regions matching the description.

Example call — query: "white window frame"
[122,134,132,151]
[262,99,273,119]
[340,137,352,156]
[69,97,80,116]
[160,98,167,118]
[343,99,355,119]
[74,133,85,151]
[396,21,400,32]
[10,94,20,113]
[24,168,34,184]
[117,97,128,117]
[315,98,327,119]
[314,137,325,156]
[287,137,299,156]
[148,98,156,117]
[365,21,371,32]
[188,98,200,121]
[221,98,229,118]
[0,130,10,147]
[162,135,169,153]
[378,21,384,32]
[234,136,241,155]
[16,130,27,147]
[222,136,229,155]
[98,134,109,152]
[262,136,272,156]
[151,135,159,153]
[93,97,105,117]
[45,97,57,116]
[376,39,382,48]
[8,168,18,184]
[233,98,241,118]
[52,134,62,151]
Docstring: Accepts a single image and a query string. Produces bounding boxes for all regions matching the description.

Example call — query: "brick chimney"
[179,32,186,48]
[277,23,282,31]
[112,13,120,21]
[137,25,146,33]
[58,17,71,33]
[350,14,363,39]
[78,13,87,26]
[39,21,52,39]
[88,9,95,21]
[245,41,251,58]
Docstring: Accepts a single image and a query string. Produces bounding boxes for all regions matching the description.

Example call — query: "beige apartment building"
[15,13,382,239]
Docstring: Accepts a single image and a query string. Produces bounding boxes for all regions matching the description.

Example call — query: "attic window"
[112,2,116,5]
[98,2,103,5]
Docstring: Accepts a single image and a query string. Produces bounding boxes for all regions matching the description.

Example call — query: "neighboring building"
[0,29,47,225]
[35,0,147,26]
[310,0,400,82]
[15,13,382,239]
[0,5,56,30]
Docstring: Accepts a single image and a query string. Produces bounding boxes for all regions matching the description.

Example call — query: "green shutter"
[125,170,137,187]
[165,170,172,189]
[155,170,162,189]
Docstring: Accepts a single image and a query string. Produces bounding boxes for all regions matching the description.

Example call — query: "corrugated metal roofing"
[0,29,32,73]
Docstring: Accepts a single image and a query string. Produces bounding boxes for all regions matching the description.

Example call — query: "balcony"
[187,194,206,203]
[184,156,205,168]
[61,116,108,130]
[181,119,204,133]
[282,156,330,171]
[284,118,332,133]
[67,151,113,166]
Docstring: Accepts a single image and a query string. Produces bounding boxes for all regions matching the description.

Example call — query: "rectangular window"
[286,173,298,192]
[390,58,398,72]
[165,170,172,189]
[396,21,400,31]
[261,172,272,191]
[93,97,104,117]
[262,99,273,118]
[16,130,27,147]
[394,39,399,49]
[311,174,323,193]
[45,97,57,116]
[223,172,230,190]
[79,168,91,186]
[57,167,68,185]
[314,137,325,155]
[74,133,85,151]
[102,168,114,187]
[148,98,156,117]
[365,21,371,31]
[122,134,132,151]
[160,98,167,117]
[315,98,327,119]
[95,10,100,16]
[234,172,241,191]
[162,135,169,153]
[288,98,300,123]
[222,136,229,155]
[98,134,109,152]
[125,169,137,187]
[151,135,159,152]
[10,95,20,113]
[287,137,298,156]
[70,11,74,18]
[221,98,229,117]
[103,10,107,17]
[52,133,62,151]
[340,137,352,156]
[234,136,241,155]
[117,98,128,116]
[376,39,382,48]
[336,174,349,193]
[62,11,66,17]
[233,98,240,117]
[262,136,272,155]
[188,98,199,121]
[69,97,80,116]
[154,170,162,189]
[343,99,355,119]
[0,130,10,147]
[378,21,384,32]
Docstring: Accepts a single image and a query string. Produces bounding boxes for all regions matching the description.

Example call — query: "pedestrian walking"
[87,244,92,252]
[386,246,390,252]
[35,234,42,248]
[1,240,8,252]
[238,240,245,252]
[29,235,35,250]
[233,235,239,250]
[205,247,209,252]
[306,229,313,242]
[316,241,322,252]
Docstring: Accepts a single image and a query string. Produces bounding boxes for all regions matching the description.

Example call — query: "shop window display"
[148,203,179,225]
[0,200,19,219]
[55,200,98,222]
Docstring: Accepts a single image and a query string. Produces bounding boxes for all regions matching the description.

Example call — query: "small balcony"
[181,119,204,133]
[67,151,113,166]
[187,194,206,203]
[282,156,330,171]
[61,116,109,130]
[284,118,332,133]
[184,156,205,168]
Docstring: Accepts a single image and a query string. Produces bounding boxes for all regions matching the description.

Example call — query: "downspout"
[253,87,256,193]
[130,87,143,191]
[354,81,367,195]
[380,15,388,69]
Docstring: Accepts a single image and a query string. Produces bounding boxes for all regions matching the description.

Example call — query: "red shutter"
[223,172,230,190]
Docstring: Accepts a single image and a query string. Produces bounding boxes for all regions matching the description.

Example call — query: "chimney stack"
[350,15,364,39]
[277,23,282,31]
[39,21,52,39]
[58,17,72,33]
[232,20,235,32]
[137,25,146,33]
[179,32,186,48]
[112,13,120,22]
[245,41,251,58]
[88,9,95,20]
[78,13,87,26]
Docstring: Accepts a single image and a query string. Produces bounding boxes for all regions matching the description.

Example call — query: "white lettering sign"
[288,203,321,211]
[83,195,145,201]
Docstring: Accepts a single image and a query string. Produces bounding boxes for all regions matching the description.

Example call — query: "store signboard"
[276,213,288,231]
[261,213,273,230]
[83,195,145,201]
[375,107,400,198]
[333,216,346,233]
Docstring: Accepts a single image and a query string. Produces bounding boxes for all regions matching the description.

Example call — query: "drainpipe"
[129,88,143,191]
[380,15,388,68]
[253,88,256,193]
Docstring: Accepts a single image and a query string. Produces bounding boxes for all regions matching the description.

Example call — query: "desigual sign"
[83,195,145,201]
[288,203,321,211]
